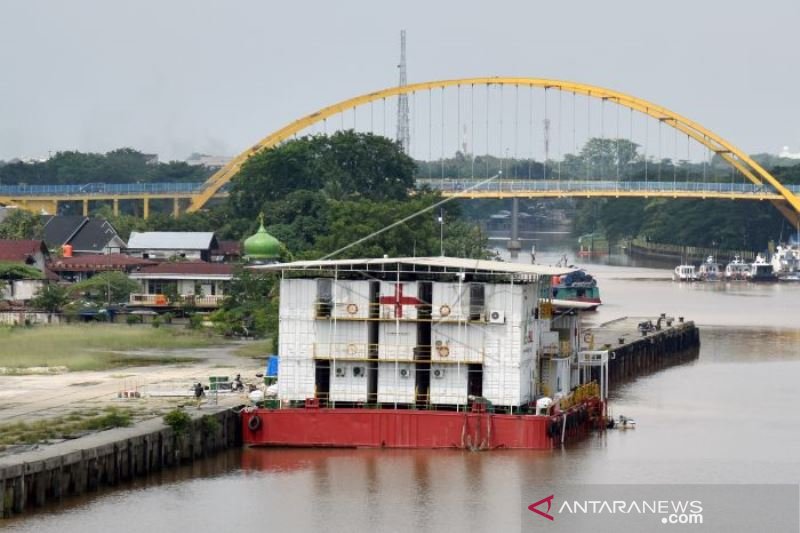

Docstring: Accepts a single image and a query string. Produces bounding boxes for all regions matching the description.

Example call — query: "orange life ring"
[346,303,358,315]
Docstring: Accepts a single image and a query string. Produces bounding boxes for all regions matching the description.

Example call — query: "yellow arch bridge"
[2,77,798,226]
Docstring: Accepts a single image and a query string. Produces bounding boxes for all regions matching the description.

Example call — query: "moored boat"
[697,256,722,281]
[551,269,601,310]
[241,256,606,450]
[748,254,776,282]
[673,264,698,282]
[771,244,800,281]
[724,256,750,281]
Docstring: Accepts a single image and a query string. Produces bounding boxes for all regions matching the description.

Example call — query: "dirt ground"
[0,343,265,425]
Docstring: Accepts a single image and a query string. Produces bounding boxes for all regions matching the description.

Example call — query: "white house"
[128,262,234,309]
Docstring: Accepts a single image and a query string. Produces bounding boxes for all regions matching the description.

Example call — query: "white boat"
[697,256,722,281]
[748,254,776,282]
[771,245,800,279]
[673,264,698,282]
[724,256,750,281]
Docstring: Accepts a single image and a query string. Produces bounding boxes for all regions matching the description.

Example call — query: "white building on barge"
[254,257,588,413]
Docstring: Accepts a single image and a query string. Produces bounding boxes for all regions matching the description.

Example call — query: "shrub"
[151,316,162,328]
[163,408,192,435]
[126,314,142,326]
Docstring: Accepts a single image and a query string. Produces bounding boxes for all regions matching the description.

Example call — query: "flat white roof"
[251,256,574,277]
[127,232,215,250]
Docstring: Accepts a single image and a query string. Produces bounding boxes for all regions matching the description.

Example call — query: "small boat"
[551,270,601,310]
[748,254,776,282]
[724,256,750,281]
[673,264,698,282]
[697,256,722,281]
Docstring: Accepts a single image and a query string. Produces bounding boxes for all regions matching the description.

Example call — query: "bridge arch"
[187,77,800,221]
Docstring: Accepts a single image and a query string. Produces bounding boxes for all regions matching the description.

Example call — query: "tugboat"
[673,264,698,282]
[697,256,722,281]
[748,254,776,282]
[724,256,750,281]
[551,269,601,311]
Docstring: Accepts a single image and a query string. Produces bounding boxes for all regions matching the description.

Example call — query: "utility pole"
[396,30,410,154]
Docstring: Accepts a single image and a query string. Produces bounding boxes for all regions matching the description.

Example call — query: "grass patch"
[0,407,133,446]
[0,324,220,371]
[234,338,273,358]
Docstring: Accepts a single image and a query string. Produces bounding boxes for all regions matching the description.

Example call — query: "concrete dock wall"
[608,322,699,383]
[0,408,240,518]
[590,319,700,386]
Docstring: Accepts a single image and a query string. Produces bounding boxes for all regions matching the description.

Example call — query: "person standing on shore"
[194,382,205,408]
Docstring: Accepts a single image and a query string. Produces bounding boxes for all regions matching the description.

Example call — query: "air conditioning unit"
[399,368,411,378]
[432,368,445,379]
[488,310,505,324]
[353,366,366,378]
[335,367,346,378]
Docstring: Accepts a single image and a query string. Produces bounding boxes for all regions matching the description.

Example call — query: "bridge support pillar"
[113,198,119,216]
[82,198,89,216]
[172,198,180,218]
[143,198,149,219]
[507,198,522,258]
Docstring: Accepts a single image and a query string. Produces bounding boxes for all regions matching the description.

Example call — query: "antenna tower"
[396,30,410,154]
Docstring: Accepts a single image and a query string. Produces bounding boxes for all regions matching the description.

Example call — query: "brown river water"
[5,250,800,532]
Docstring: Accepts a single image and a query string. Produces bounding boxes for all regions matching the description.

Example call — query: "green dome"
[244,221,281,261]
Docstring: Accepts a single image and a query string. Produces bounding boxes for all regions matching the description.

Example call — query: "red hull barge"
[242,399,602,450]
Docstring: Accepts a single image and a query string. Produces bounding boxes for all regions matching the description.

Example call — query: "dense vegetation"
[0,148,212,185]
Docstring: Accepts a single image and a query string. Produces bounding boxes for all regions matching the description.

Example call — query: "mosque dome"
[244,217,281,261]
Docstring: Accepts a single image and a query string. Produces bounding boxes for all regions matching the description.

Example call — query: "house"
[49,254,156,283]
[42,215,126,255]
[0,239,52,301]
[210,240,242,263]
[126,232,218,261]
[128,262,234,309]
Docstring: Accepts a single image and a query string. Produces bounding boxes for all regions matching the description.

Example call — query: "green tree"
[230,130,415,218]
[70,271,140,304]
[30,283,69,313]
[0,210,44,240]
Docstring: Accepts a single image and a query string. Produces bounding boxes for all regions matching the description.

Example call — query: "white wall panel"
[330,361,369,402]
[378,321,417,361]
[377,362,416,403]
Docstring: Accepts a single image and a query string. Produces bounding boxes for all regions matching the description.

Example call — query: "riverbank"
[0,407,240,518]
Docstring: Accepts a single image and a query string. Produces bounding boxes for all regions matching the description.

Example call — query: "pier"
[585,316,700,386]
[0,408,240,518]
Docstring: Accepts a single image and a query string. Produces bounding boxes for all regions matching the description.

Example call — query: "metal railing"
[128,293,225,307]
[417,178,800,195]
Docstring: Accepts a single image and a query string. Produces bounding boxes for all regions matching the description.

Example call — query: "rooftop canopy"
[250,256,574,278]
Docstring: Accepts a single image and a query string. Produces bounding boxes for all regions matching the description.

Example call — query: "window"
[147,280,177,295]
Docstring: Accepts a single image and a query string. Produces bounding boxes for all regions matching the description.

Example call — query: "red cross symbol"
[379,283,422,318]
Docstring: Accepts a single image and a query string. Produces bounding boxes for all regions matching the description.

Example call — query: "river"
[5,247,800,532]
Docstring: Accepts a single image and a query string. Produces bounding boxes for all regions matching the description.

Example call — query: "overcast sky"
[1,0,798,162]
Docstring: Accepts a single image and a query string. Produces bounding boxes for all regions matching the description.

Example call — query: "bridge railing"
[415,179,799,195]
[0,182,206,197]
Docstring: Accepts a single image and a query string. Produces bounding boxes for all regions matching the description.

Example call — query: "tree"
[70,271,140,304]
[30,283,69,313]
[211,267,278,337]
[0,210,44,240]
[230,130,415,219]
